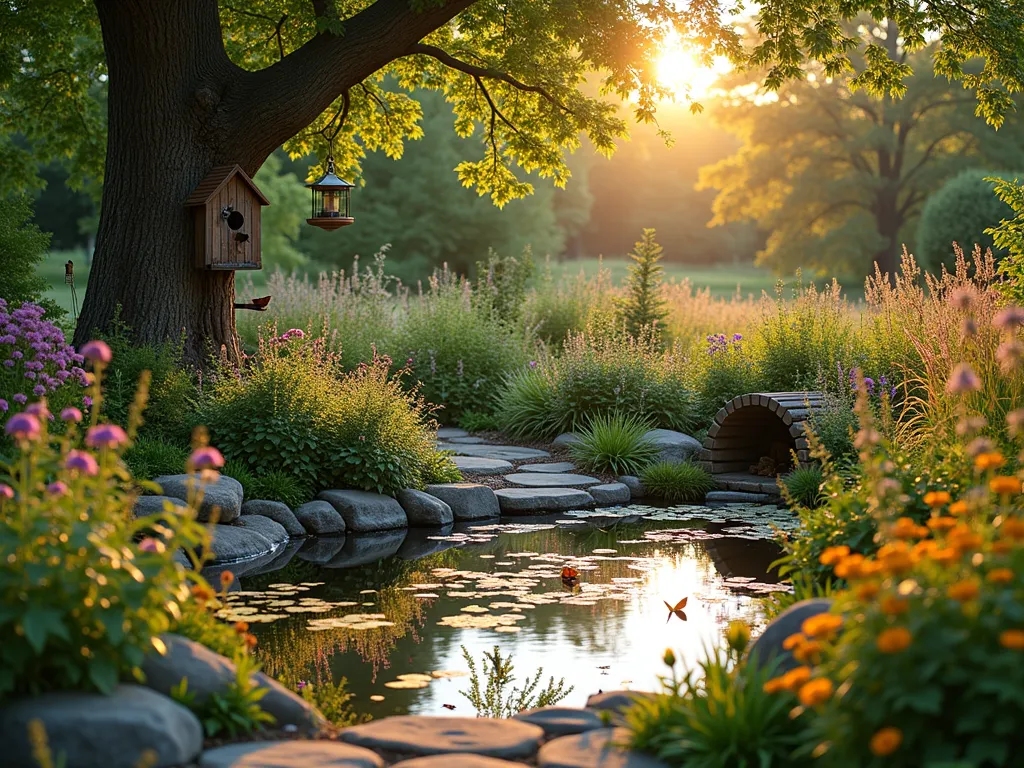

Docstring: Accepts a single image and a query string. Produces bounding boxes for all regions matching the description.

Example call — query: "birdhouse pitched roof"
[184,165,270,207]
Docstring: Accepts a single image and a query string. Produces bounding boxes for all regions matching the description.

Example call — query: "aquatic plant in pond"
[459,644,573,718]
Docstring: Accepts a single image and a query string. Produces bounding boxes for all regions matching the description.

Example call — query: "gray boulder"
[241,499,306,537]
[0,684,202,768]
[141,634,325,732]
[538,727,668,768]
[200,741,383,768]
[152,473,243,523]
[747,598,834,674]
[618,476,648,498]
[642,429,702,464]
[396,489,455,527]
[494,487,594,514]
[295,499,346,535]
[317,489,408,532]
[552,433,581,447]
[513,706,606,736]
[233,514,288,549]
[206,520,283,566]
[298,535,347,564]
[424,483,500,521]
[244,539,303,576]
[133,495,189,519]
[325,529,407,568]
[589,483,631,506]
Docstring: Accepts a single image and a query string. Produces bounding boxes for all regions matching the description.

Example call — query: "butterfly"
[442,704,456,710]
[664,597,688,622]
[561,566,580,585]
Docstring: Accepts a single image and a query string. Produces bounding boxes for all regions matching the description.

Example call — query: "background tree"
[3,0,1024,361]
[619,228,668,338]
[0,197,55,312]
[699,23,1024,278]
[253,153,311,273]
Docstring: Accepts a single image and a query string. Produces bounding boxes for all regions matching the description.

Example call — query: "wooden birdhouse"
[185,165,270,270]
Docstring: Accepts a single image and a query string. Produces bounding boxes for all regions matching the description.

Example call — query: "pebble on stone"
[494,487,595,514]
[199,741,384,768]
[451,456,514,476]
[513,706,606,736]
[339,716,545,759]
[538,727,668,768]
[505,473,601,488]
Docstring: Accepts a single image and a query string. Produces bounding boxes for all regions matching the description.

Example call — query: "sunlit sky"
[655,31,733,101]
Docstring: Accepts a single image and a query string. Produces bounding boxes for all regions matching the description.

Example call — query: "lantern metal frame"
[306,155,354,231]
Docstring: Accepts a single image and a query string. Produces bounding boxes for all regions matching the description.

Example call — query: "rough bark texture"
[76,0,475,364]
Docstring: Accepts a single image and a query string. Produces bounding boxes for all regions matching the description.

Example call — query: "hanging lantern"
[306,156,354,231]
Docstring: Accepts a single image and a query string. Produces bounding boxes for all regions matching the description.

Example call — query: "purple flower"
[946,363,982,395]
[189,446,225,470]
[80,340,112,364]
[5,412,41,441]
[138,538,160,553]
[82,395,93,408]
[60,407,83,423]
[25,401,50,420]
[3,360,13,368]
[0,335,15,345]
[994,307,1024,331]
[284,328,305,340]
[85,424,129,450]
[32,384,45,396]
[529,360,537,369]
[65,450,99,476]
[297,680,308,691]
[46,481,68,497]
[13,393,27,405]
[732,333,743,342]
[0,484,13,500]
[0,399,6,413]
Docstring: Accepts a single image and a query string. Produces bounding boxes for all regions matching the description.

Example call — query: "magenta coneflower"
[189,446,225,470]
[5,412,41,441]
[80,340,112,364]
[84,424,128,450]
[65,450,99,476]
[47,481,68,497]
[138,538,160,553]
[60,407,83,423]
[945,363,982,395]
[994,306,1024,331]
[0,484,13,500]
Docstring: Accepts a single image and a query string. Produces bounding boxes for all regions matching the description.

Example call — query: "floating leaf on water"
[461,605,489,614]
[361,602,375,607]
[359,589,378,595]
[333,601,360,607]
[431,670,469,679]
[299,582,324,587]
[385,679,429,689]
[266,600,296,607]
[370,695,385,702]
[592,548,617,554]
[284,605,331,613]
[495,561,514,566]
[493,625,521,633]
[397,673,433,683]
[478,554,495,559]
[414,593,439,599]
[438,614,503,629]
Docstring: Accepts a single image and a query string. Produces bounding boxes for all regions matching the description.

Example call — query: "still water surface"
[222,504,795,719]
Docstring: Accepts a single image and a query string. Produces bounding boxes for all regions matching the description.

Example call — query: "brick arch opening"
[698,392,825,475]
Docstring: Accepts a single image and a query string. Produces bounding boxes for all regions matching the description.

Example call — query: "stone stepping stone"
[339,715,544,760]
[392,756,524,768]
[589,483,631,506]
[449,436,487,444]
[0,684,203,768]
[437,427,470,439]
[538,727,668,768]
[519,462,577,473]
[552,433,581,446]
[446,444,551,461]
[494,488,595,514]
[513,706,605,736]
[505,473,601,488]
[425,483,501,521]
[452,456,514,475]
[200,741,383,768]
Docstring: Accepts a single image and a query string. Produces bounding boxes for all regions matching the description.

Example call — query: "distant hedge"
[916,169,1021,272]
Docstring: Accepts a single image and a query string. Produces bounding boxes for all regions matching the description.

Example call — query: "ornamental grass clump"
[0,340,211,699]
[571,412,660,476]
[640,461,714,503]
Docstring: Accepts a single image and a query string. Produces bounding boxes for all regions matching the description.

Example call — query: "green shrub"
[421,450,463,485]
[916,168,1017,272]
[618,228,668,340]
[626,645,813,767]
[640,461,714,502]
[523,261,614,347]
[222,459,257,494]
[475,246,535,323]
[172,653,275,737]
[571,412,660,476]
[687,332,758,427]
[806,392,857,465]
[123,437,190,481]
[273,672,365,727]
[0,348,210,699]
[783,465,825,508]
[247,470,312,507]
[204,332,439,495]
[0,196,60,317]
[459,645,573,718]
[457,410,503,433]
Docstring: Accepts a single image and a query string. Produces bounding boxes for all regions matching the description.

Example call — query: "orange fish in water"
[664,597,688,622]
[561,566,579,584]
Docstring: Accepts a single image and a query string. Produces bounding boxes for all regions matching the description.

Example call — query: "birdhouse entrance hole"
[225,209,245,230]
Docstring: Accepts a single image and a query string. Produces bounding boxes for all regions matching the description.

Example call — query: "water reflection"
[233,506,792,719]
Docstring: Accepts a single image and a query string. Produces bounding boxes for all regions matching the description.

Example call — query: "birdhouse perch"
[185,165,269,270]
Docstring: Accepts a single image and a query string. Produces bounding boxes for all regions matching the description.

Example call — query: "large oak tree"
[2,0,1023,361]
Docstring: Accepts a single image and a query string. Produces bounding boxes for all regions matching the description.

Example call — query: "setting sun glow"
[655,34,731,101]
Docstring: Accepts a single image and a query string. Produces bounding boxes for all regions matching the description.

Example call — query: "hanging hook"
[319,88,350,163]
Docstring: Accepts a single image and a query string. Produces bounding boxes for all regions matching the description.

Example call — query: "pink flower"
[82,396,93,408]
[80,340,112,364]
[84,424,128,450]
[25,400,50,420]
[945,363,982,395]
[65,450,99,476]
[47,481,68,497]
[189,446,225,470]
[5,412,41,441]
[138,538,160,553]
[60,407,83,423]
[0,484,13,500]
[994,306,1024,331]
[284,328,305,340]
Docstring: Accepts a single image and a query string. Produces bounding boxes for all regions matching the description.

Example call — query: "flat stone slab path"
[339,716,544,759]
[200,741,383,767]
[495,487,595,514]
[451,456,514,475]
[538,728,668,768]
[505,473,601,488]
[519,462,577,473]
[436,428,470,439]
[442,444,552,461]
[448,436,487,444]
[512,706,606,736]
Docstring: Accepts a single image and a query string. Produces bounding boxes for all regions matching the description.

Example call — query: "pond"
[216,503,796,720]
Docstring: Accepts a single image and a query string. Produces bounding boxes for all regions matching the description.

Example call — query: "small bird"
[442,704,456,710]
[664,597,688,622]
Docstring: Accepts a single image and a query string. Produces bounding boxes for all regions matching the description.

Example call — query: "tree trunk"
[873,183,902,279]
[75,0,247,365]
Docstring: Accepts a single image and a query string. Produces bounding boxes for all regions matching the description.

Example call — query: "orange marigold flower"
[233,621,249,634]
[931,547,960,566]
[819,545,851,566]
[870,727,903,756]
[877,627,912,653]
[220,571,235,587]
[949,526,983,552]
[793,640,824,664]
[877,542,916,575]
[891,517,929,540]
[835,554,866,580]
[191,584,213,603]
[780,666,812,691]
[949,500,970,516]
[798,678,834,707]
[802,613,843,639]
[856,582,881,600]
[947,580,980,602]
[244,633,258,648]
[987,568,1014,584]
[782,633,806,651]
[763,677,788,694]
[975,452,1006,471]
[993,540,1015,555]
[990,476,1023,496]
[923,490,951,508]
[926,516,957,532]
[1000,517,1024,541]
[881,596,909,616]
[999,630,1024,650]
